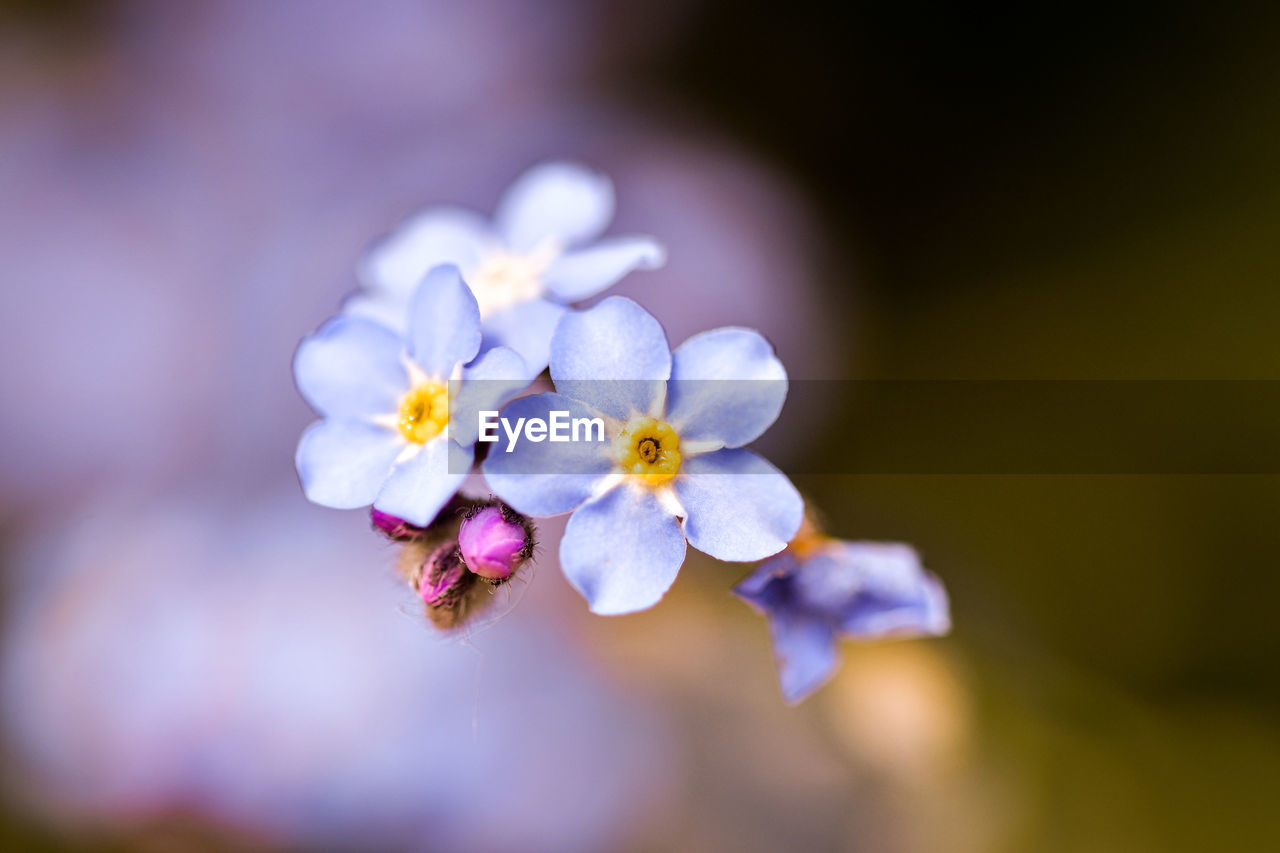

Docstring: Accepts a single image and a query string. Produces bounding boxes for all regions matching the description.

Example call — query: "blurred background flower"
[2,493,670,850]
[3,0,1280,850]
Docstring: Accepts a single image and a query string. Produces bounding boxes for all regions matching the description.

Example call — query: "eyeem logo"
[478,410,606,453]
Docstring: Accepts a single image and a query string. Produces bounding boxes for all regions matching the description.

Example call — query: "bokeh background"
[3,1,1279,850]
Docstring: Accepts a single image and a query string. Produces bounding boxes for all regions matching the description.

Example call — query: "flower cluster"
[293,160,950,700]
[382,497,536,628]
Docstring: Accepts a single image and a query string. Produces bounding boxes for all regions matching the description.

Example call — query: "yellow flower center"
[615,417,681,487]
[468,249,553,318]
[397,381,450,444]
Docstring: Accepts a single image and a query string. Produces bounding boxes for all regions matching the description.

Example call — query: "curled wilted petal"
[736,539,951,704]
[369,508,426,542]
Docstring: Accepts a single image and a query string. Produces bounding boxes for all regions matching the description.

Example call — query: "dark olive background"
[655,0,1280,697]
[649,2,1280,849]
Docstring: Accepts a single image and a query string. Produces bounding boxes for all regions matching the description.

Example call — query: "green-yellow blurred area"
[648,1,1280,849]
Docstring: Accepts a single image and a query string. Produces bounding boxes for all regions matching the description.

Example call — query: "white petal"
[666,327,788,449]
[450,347,531,447]
[358,206,491,297]
[480,297,567,376]
[295,420,403,509]
[495,162,615,253]
[550,297,671,422]
[675,449,803,562]
[374,439,474,527]
[293,316,408,419]
[341,290,410,335]
[481,393,614,517]
[559,483,687,615]
[543,236,666,302]
[407,265,482,380]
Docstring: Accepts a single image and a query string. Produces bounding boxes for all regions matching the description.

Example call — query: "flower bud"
[370,508,426,542]
[416,542,475,610]
[407,542,484,631]
[457,502,535,584]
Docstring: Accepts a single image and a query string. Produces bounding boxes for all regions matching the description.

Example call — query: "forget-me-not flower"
[735,529,951,703]
[294,265,528,526]
[484,296,803,615]
[346,161,666,373]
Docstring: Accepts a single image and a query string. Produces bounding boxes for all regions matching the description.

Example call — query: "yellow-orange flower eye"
[614,417,681,487]
[397,382,450,444]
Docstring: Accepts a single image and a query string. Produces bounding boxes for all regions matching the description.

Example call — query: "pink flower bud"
[416,543,475,611]
[370,508,426,542]
[457,502,534,583]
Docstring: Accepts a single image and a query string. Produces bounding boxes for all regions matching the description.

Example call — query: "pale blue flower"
[346,161,666,373]
[484,296,803,615]
[735,540,951,703]
[294,265,527,526]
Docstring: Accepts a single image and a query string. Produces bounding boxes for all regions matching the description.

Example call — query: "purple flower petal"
[374,439,473,528]
[769,612,838,704]
[295,420,403,510]
[450,346,530,447]
[550,297,671,422]
[734,550,801,604]
[494,162,614,253]
[559,483,687,615]
[358,205,492,298]
[665,327,788,449]
[795,543,951,638]
[674,448,803,562]
[482,393,614,517]
[480,296,567,375]
[543,236,666,302]
[407,265,483,380]
[294,316,408,419]
[340,290,411,335]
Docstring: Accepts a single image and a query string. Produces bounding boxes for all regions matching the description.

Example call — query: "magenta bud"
[416,543,475,610]
[457,502,534,583]
[370,508,425,542]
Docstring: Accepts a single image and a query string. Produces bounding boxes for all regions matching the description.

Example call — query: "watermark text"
[478,410,606,452]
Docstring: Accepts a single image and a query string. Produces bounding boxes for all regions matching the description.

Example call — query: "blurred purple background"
[4,1,1280,850]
